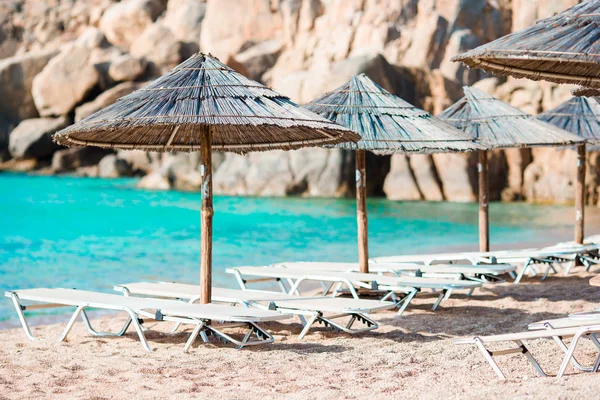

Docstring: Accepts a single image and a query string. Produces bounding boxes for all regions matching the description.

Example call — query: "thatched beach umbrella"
[304,74,482,272]
[573,86,600,97]
[439,87,584,251]
[453,1,600,88]
[537,96,600,243]
[54,53,359,303]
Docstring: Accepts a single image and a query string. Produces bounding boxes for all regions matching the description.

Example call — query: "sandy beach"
[1,270,599,399]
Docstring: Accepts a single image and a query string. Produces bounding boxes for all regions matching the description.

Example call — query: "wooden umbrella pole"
[199,126,213,304]
[478,150,490,252]
[356,149,369,273]
[575,143,586,244]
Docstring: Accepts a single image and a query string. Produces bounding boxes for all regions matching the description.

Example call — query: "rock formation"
[0,0,593,206]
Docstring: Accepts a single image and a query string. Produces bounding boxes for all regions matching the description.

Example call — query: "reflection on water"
[0,173,595,325]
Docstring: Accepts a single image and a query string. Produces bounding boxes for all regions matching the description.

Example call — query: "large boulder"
[131,24,182,73]
[8,116,69,159]
[161,0,205,57]
[432,153,477,202]
[76,27,107,49]
[75,81,146,122]
[51,147,114,173]
[138,171,170,190]
[522,148,577,204]
[501,148,532,201]
[99,0,166,49]
[32,45,101,117]
[235,39,284,81]
[117,150,159,175]
[98,154,133,178]
[383,155,422,201]
[200,0,284,59]
[0,49,59,147]
[108,54,146,82]
[213,148,348,197]
[408,155,444,201]
[270,52,414,104]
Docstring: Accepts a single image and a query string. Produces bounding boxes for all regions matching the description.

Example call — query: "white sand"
[1,270,599,399]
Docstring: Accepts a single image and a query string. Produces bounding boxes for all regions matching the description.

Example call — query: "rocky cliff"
[0,0,592,205]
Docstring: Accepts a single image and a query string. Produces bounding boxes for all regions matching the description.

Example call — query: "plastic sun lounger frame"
[225,266,482,314]
[5,288,288,353]
[454,324,600,379]
[528,313,600,373]
[114,282,395,340]
[274,261,517,285]
[374,245,597,284]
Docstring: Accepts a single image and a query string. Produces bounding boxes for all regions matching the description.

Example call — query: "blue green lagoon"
[0,173,593,327]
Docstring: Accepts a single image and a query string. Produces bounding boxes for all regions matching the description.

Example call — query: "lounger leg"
[321,282,334,296]
[563,260,575,276]
[205,323,274,348]
[80,309,132,337]
[516,340,547,377]
[8,293,40,342]
[474,338,506,380]
[514,260,531,284]
[396,289,418,316]
[548,327,595,372]
[58,305,86,342]
[541,262,557,281]
[557,330,587,378]
[124,309,152,352]
[331,282,344,297]
[592,346,600,373]
[432,290,446,311]
[298,313,320,340]
[232,270,249,290]
[183,321,206,353]
[508,270,517,280]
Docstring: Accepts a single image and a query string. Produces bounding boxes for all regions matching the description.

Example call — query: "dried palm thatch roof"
[538,96,600,148]
[453,1,600,88]
[438,86,584,149]
[572,86,600,97]
[302,74,482,155]
[54,53,359,154]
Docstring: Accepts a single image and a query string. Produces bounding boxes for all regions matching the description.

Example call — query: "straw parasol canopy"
[538,96,600,244]
[572,86,600,97]
[304,74,482,271]
[54,53,359,305]
[303,73,482,154]
[439,86,584,251]
[440,87,585,149]
[537,96,600,146]
[453,1,600,88]
[55,53,359,153]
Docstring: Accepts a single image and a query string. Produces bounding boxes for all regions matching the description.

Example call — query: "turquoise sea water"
[0,173,589,327]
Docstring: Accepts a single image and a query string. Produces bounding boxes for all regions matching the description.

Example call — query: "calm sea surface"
[0,173,593,326]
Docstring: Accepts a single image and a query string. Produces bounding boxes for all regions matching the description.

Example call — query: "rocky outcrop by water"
[0,0,592,205]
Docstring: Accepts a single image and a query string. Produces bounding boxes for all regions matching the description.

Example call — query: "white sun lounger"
[114,282,395,339]
[273,261,517,284]
[528,313,600,373]
[371,253,483,266]
[5,288,289,352]
[454,324,600,379]
[226,266,482,314]
[375,246,595,284]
